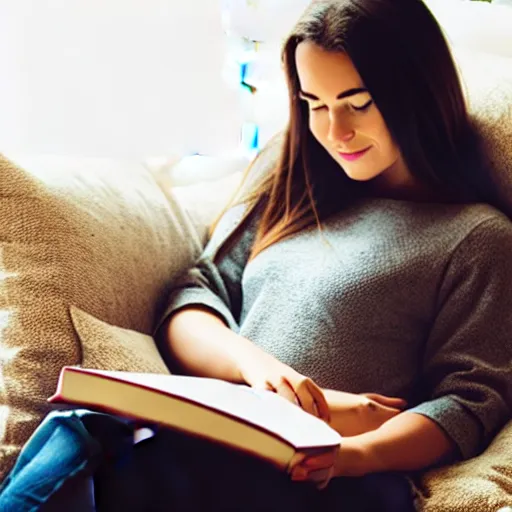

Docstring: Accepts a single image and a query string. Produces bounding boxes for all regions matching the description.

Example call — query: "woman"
[1,0,511,510]
[155,0,511,504]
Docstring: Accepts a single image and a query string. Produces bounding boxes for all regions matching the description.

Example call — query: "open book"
[49,367,342,470]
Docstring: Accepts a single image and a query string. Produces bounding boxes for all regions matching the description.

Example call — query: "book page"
[85,370,341,449]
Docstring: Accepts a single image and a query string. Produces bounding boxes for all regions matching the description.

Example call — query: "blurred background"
[0,0,510,162]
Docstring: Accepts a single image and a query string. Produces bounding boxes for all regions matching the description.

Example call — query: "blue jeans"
[0,409,134,512]
[0,409,416,511]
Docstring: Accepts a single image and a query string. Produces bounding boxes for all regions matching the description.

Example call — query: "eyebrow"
[298,87,369,101]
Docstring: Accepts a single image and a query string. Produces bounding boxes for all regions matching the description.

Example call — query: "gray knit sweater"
[160,198,512,460]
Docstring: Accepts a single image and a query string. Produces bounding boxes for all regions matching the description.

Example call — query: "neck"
[365,156,442,202]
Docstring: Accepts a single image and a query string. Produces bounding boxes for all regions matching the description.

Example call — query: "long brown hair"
[217,0,497,260]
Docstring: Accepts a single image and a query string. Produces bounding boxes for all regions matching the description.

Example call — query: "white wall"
[0,0,242,158]
[425,0,512,58]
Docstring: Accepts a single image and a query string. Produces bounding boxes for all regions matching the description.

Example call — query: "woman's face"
[295,41,408,185]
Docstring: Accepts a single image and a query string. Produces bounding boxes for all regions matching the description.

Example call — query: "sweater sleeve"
[408,215,512,460]
[154,204,259,334]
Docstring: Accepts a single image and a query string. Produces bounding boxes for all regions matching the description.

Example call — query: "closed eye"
[352,99,374,112]
[303,99,373,113]
[298,93,326,112]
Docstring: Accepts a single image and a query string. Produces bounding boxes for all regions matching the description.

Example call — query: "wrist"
[229,335,276,382]
[334,436,380,477]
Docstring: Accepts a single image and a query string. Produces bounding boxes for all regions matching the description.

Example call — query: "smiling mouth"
[337,147,372,162]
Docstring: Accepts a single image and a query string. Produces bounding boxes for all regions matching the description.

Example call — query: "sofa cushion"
[172,171,244,245]
[70,306,170,375]
[0,154,199,479]
[453,48,512,215]
[411,421,512,512]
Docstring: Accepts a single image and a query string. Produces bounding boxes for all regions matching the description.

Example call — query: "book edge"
[50,366,340,451]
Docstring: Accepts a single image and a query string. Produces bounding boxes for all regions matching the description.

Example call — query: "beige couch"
[0,19,512,512]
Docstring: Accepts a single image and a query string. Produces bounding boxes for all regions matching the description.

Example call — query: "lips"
[337,146,371,162]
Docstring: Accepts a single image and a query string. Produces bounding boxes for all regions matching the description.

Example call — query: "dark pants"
[0,410,416,511]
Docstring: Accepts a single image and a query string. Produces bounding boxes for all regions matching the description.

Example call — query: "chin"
[340,166,384,182]
[344,173,378,182]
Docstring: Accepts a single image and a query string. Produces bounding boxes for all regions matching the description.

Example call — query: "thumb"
[362,393,407,409]
[251,381,275,392]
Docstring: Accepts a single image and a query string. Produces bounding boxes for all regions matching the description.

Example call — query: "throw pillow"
[70,306,170,375]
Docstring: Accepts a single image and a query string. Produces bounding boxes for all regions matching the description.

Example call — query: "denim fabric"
[0,409,134,512]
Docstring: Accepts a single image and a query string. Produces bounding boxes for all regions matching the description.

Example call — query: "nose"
[327,115,355,144]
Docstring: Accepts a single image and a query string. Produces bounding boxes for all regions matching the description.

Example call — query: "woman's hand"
[287,392,408,489]
[325,390,407,436]
[287,447,339,490]
[288,439,371,489]
[235,349,330,422]
[289,410,457,487]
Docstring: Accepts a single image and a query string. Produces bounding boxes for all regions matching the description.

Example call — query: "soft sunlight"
[0,0,241,158]
[0,311,19,365]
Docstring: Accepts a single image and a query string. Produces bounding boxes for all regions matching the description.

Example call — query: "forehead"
[295,41,364,95]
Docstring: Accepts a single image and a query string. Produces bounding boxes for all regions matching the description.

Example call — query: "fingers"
[362,393,407,409]
[309,468,333,490]
[294,381,319,418]
[251,381,276,393]
[254,378,311,411]
[305,380,331,422]
[275,380,300,406]
[286,377,330,421]
[376,403,402,416]
[289,449,336,489]
[288,449,335,474]
[252,368,329,421]
[287,451,307,472]
[291,466,332,485]
[301,450,336,470]
[252,380,297,405]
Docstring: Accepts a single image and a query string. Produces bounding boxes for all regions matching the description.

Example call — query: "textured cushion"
[146,154,249,244]
[411,421,512,512]
[70,306,170,375]
[454,48,512,214]
[0,154,199,479]
[172,172,244,244]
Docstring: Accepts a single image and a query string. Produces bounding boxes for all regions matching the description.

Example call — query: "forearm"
[336,412,456,477]
[160,307,267,382]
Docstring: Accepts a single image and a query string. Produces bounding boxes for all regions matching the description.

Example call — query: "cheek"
[373,120,400,161]
[360,110,396,157]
